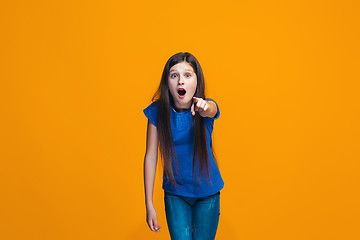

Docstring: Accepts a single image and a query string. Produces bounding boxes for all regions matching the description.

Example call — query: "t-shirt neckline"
[171,105,191,114]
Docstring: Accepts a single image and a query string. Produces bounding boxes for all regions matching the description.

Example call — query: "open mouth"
[178,88,186,96]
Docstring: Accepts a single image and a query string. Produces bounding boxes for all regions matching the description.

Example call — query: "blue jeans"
[164,191,221,240]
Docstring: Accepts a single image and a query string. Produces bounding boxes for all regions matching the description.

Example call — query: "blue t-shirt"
[143,99,224,197]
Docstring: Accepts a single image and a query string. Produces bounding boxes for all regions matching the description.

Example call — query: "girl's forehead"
[169,62,194,72]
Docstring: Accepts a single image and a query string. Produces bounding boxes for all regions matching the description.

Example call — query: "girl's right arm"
[143,119,161,232]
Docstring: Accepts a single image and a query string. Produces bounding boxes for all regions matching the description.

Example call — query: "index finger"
[191,101,195,116]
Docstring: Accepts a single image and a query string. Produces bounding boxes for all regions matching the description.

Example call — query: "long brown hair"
[151,52,218,189]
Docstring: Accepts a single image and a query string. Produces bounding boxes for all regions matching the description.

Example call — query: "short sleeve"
[205,99,220,120]
[143,101,159,127]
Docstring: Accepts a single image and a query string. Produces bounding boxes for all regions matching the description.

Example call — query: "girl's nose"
[178,75,185,84]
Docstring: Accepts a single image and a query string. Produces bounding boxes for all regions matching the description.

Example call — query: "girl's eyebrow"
[170,69,193,73]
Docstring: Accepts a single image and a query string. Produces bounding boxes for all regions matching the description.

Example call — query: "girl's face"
[168,61,197,111]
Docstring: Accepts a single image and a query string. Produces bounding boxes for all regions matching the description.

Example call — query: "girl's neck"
[172,104,190,113]
[172,105,186,113]
[171,99,192,113]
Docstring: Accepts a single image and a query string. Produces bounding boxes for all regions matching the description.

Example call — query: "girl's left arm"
[206,100,218,118]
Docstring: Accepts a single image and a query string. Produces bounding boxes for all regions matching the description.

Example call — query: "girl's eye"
[185,73,191,78]
[171,73,177,78]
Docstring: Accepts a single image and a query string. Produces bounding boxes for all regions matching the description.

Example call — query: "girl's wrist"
[205,100,216,118]
[146,201,154,209]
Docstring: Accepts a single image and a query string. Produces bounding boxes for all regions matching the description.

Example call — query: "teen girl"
[143,52,224,240]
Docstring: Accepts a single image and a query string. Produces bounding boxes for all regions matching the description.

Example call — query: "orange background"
[1,0,359,239]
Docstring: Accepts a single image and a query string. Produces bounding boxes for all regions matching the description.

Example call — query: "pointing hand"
[191,97,209,117]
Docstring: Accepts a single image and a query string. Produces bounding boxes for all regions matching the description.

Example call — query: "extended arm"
[204,100,218,118]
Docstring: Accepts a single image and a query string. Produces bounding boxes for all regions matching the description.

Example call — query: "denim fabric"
[164,191,220,240]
